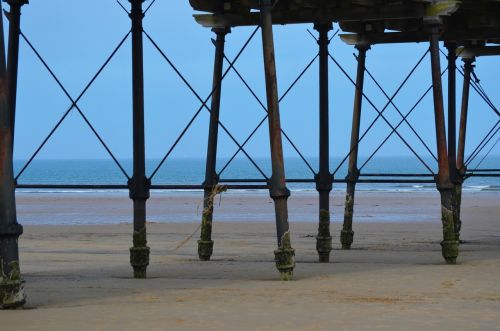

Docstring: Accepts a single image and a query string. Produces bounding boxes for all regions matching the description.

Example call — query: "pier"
[1,0,499,308]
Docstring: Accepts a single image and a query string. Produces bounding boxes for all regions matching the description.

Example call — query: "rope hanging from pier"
[171,184,227,253]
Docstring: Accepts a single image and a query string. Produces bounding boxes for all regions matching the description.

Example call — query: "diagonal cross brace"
[145,27,269,180]
[15,31,131,181]
[440,49,499,118]
[330,50,435,175]
[473,135,500,170]
[217,49,318,177]
[359,65,448,172]
[465,120,500,167]
[357,53,438,163]
[217,53,319,177]
[144,0,157,15]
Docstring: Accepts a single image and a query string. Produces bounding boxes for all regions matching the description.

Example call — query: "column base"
[197,240,214,261]
[0,281,25,309]
[130,246,150,279]
[441,240,459,264]
[274,232,295,281]
[340,230,354,249]
[274,249,295,281]
[0,262,26,309]
[316,236,332,263]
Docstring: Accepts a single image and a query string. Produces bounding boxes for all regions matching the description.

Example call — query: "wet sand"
[2,191,500,330]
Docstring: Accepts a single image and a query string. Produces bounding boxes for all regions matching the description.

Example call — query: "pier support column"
[429,30,459,264]
[314,22,333,263]
[446,42,462,243]
[455,56,475,241]
[260,0,295,280]
[128,0,150,278]
[0,1,25,309]
[198,27,229,261]
[341,44,369,250]
[5,0,27,146]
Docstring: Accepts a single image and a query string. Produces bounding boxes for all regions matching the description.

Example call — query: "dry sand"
[1,191,500,330]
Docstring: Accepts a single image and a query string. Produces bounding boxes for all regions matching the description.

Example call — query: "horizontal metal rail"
[15,184,268,190]
[15,171,500,190]
[358,173,434,177]
[465,173,500,178]
[350,179,435,184]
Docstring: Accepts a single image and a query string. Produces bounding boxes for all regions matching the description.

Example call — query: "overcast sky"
[9,0,499,166]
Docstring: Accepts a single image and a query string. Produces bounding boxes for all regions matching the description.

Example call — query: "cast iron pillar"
[198,27,230,261]
[5,0,27,147]
[455,56,475,241]
[429,29,459,264]
[314,22,333,263]
[0,0,25,309]
[341,44,369,250]
[260,0,295,280]
[446,42,462,242]
[128,0,150,278]
[446,43,458,184]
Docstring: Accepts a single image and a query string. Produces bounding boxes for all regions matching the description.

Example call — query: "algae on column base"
[0,261,25,309]
[130,227,150,278]
[453,183,463,241]
[341,190,355,249]
[198,207,214,261]
[274,231,295,281]
[316,209,332,263]
[439,188,460,264]
[197,185,226,261]
[340,230,354,249]
[440,205,460,264]
[197,239,214,261]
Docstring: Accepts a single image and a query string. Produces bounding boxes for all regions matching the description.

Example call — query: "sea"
[13,155,500,194]
[12,156,499,225]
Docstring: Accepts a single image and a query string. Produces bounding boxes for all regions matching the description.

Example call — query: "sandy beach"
[1,191,500,330]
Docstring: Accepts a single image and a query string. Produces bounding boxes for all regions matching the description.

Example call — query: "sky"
[8,0,499,168]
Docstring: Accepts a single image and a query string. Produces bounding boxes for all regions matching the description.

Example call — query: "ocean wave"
[463,185,491,192]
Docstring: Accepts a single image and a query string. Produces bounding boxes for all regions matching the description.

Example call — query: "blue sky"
[9,0,499,166]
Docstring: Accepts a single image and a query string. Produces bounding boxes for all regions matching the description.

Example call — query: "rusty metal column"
[446,42,461,243]
[341,44,369,250]
[128,0,150,278]
[0,1,25,308]
[5,0,27,146]
[260,0,295,280]
[198,27,230,261]
[455,57,475,242]
[314,22,333,262]
[446,43,457,183]
[429,29,459,264]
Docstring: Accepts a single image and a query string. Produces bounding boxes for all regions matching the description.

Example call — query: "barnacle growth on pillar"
[0,260,25,309]
[341,191,355,249]
[274,231,295,281]
[316,209,332,262]
[130,227,150,279]
[439,188,460,264]
[198,184,227,261]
